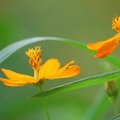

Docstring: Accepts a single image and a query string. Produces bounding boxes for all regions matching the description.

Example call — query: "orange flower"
[0,47,80,87]
[87,16,120,58]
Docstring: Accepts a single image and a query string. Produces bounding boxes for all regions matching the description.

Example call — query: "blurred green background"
[0,0,120,120]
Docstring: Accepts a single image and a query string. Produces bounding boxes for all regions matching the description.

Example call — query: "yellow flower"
[87,16,120,58]
[0,47,80,87]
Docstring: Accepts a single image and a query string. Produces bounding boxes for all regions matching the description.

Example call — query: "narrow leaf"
[112,115,120,120]
[33,70,120,97]
[0,37,83,64]
[0,37,120,67]
[83,90,108,120]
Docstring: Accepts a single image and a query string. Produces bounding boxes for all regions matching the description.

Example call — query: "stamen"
[26,47,41,73]
[112,16,120,32]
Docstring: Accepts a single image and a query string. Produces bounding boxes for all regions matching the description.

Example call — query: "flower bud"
[104,80,119,103]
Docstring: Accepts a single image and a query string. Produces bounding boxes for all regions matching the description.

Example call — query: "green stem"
[44,97,50,120]
[113,100,118,115]
[38,84,50,120]
[83,89,106,120]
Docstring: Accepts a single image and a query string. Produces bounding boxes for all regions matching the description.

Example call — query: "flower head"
[87,16,120,58]
[0,47,80,87]
[104,81,119,103]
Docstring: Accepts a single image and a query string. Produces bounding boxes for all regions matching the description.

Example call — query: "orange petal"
[39,59,60,79]
[48,61,80,79]
[87,38,113,50]
[1,69,37,84]
[0,78,26,87]
[95,40,119,58]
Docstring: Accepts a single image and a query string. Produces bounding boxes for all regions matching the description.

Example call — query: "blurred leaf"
[1,36,120,101]
[83,90,108,120]
[0,37,84,64]
[112,114,120,120]
[33,70,120,98]
[0,37,120,67]
[0,37,120,120]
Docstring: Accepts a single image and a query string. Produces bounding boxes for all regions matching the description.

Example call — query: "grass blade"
[1,36,120,100]
[0,37,66,64]
[112,115,120,120]
[85,91,109,120]
[0,37,120,67]
[0,37,120,120]
[33,69,120,97]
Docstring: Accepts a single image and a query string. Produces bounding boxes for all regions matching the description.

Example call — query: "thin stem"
[113,100,118,115]
[44,97,50,120]
[38,84,50,120]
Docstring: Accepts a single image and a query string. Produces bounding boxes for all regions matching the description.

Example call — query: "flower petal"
[95,40,119,58]
[1,69,37,84]
[47,61,80,79]
[39,59,60,79]
[87,38,113,50]
[0,78,26,87]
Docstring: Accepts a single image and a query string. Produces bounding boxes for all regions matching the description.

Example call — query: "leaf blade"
[112,115,120,120]
[33,70,120,97]
[0,37,120,67]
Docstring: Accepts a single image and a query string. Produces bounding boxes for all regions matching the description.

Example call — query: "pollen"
[112,16,120,32]
[26,47,41,72]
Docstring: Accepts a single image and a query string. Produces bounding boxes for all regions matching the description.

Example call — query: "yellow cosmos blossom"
[87,16,120,58]
[0,47,80,87]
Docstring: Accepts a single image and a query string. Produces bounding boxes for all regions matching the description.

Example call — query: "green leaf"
[112,115,120,120]
[83,90,108,120]
[0,37,120,67]
[1,36,120,100]
[33,70,120,98]
[0,37,82,64]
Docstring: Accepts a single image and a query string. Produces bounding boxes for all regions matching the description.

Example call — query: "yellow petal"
[39,59,60,79]
[1,69,37,84]
[49,65,80,79]
[87,38,113,50]
[95,40,118,58]
[0,78,26,87]
[43,60,80,79]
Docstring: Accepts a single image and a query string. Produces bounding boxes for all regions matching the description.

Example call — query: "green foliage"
[32,70,120,97]
[1,37,120,120]
[1,36,120,97]
[112,115,120,120]
[1,37,120,66]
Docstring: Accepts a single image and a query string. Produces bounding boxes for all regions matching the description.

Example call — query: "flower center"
[26,47,41,74]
